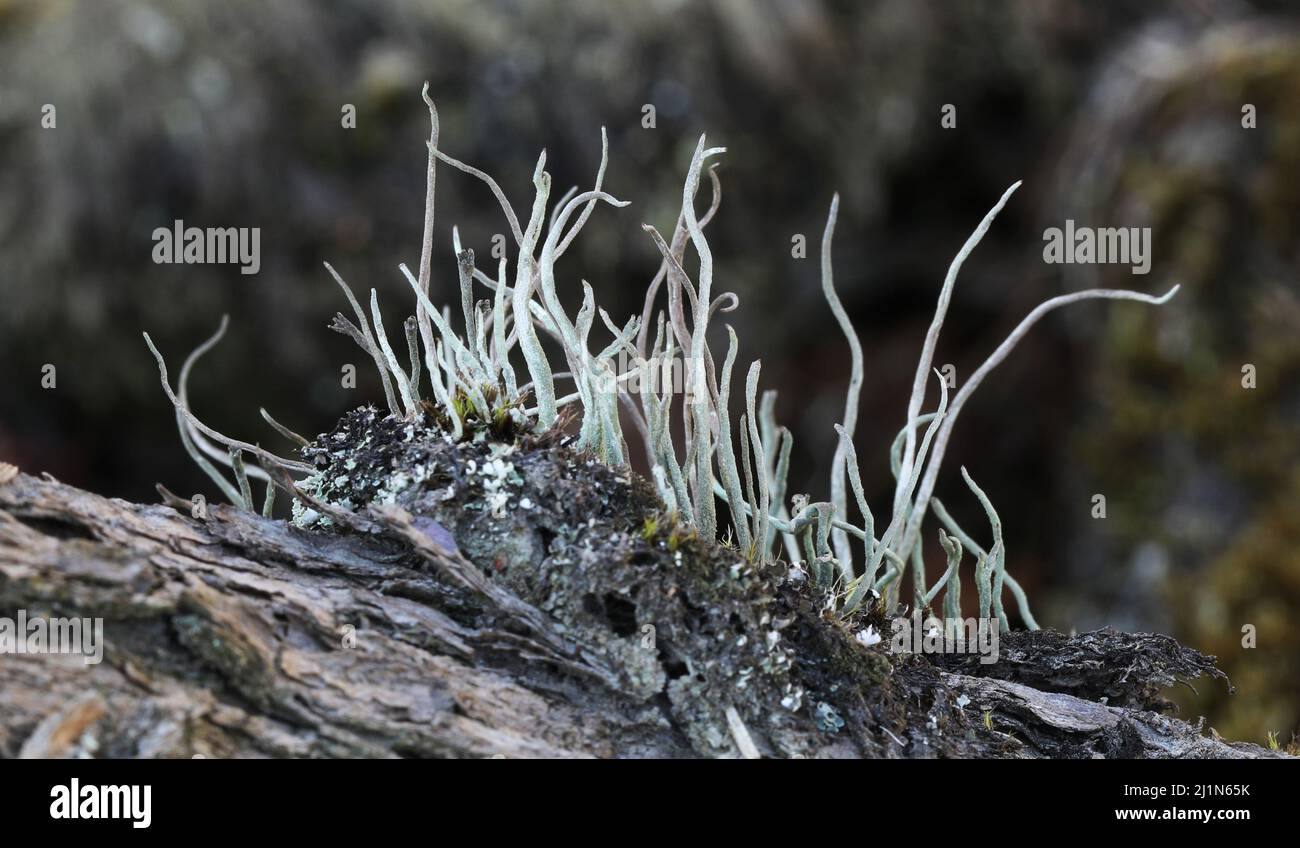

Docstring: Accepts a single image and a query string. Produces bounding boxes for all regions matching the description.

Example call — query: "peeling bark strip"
[939,675,1272,759]
[0,471,1280,758]
[932,628,1231,711]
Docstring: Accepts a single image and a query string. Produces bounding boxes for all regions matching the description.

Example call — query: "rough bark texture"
[0,462,1280,759]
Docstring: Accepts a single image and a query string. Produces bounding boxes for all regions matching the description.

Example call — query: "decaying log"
[0,468,1280,759]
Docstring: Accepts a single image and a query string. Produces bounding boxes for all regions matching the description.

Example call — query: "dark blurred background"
[1,0,1297,743]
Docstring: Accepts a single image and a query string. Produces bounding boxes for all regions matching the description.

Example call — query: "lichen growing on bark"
[292,404,844,754]
[143,83,1183,638]
[129,84,1240,757]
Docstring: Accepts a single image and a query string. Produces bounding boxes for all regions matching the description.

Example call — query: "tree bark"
[0,471,1279,759]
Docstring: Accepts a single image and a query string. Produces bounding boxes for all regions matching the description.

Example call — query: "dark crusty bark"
[0,468,1279,759]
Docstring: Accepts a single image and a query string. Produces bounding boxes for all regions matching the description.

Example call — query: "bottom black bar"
[2,758,1287,835]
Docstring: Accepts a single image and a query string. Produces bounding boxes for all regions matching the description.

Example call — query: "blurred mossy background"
[0,0,1296,744]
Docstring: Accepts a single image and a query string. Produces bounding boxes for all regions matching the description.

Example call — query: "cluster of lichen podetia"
[143,84,1179,629]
